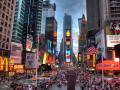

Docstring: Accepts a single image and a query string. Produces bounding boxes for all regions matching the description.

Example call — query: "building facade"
[63,13,73,64]
[22,0,43,51]
[78,14,87,63]
[0,0,16,58]
[45,17,57,64]
[12,0,25,43]
[22,0,43,64]
[86,0,120,62]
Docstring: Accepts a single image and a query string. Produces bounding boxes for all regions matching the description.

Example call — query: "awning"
[96,60,120,70]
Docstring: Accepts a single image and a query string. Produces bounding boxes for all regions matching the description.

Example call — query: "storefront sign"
[106,35,120,47]
[96,60,120,70]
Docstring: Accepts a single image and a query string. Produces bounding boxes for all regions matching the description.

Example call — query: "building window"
[8,31,10,35]
[0,27,3,32]
[6,44,8,49]
[3,6,6,11]
[6,15,8,20]
[7,38,9,42]
[5,22,7,27]
[0,35,1,40]
[0,3,2,9]
[1,20,4,25]
[7,3,10,7]
[2,43,5,48]
[11,6,13,10]
[9,18,11,21]
[4,29,6,34]
[2,13,5,18]
[9,24,11,28]
[12,0,14,4]
[3,36,5,41]
[7,9,9,14]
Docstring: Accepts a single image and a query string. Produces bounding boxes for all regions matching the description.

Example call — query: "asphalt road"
[49,83,80,90]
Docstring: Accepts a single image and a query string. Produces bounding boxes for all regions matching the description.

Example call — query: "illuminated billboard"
[26,35,33,51]
[106,35,120,47]
[47,40,52,54]
[25,53,36,69]
[66,50,70,62]
[11,42,22,64]
[110,20,120,34]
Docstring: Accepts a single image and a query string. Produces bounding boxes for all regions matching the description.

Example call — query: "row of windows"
[0,27,11,35]
[0,0,14,4]
[111,14,120,17]
[0,34,10,43]
[0,2,14,11]
[110,11,120,13]
[0,42,9,50]
[0,20,11,28]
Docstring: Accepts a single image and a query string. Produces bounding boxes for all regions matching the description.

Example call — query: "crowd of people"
[78,70,120,90]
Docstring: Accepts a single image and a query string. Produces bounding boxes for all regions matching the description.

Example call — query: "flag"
[87,46,97,55]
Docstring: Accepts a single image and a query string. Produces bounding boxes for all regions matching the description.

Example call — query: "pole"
[101,53,104,89]
[35,34,39,88]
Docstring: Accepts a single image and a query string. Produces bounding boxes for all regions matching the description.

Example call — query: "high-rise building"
[45,17,57,64]
[86,0,100,31]
[0,0,16,58]
[63,13,73,63]
[12,0,25,43]
[78,15,87,62]
[100,0,120,59]
[21,0,43,64]
[23,0,43,51]
[108,0,120,20]
[41,0,56,34]
[10,0,25,64]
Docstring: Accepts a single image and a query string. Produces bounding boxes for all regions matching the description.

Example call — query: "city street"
[49,83,80,90]
[1,0,120,90]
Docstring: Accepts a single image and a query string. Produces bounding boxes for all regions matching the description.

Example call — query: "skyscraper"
[86,0,100,31]
[78,14,87,63]
[12,0,25,43]
[22,0,43,64]
[23,0,43,51]
[45,15,57,64]
[63,13,73,63]
[41,0,56,34]
[0,0,16,58]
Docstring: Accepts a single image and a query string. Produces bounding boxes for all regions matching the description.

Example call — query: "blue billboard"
[47,40,52,54]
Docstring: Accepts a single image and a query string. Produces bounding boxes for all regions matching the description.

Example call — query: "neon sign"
[0,56,14,71]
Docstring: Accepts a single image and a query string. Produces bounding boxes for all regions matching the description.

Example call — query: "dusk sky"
[51,0,86,55]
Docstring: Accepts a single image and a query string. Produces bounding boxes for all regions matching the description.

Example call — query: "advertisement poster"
[26,35,33,51]
[11,42,22,64]
[25,53,36,69]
